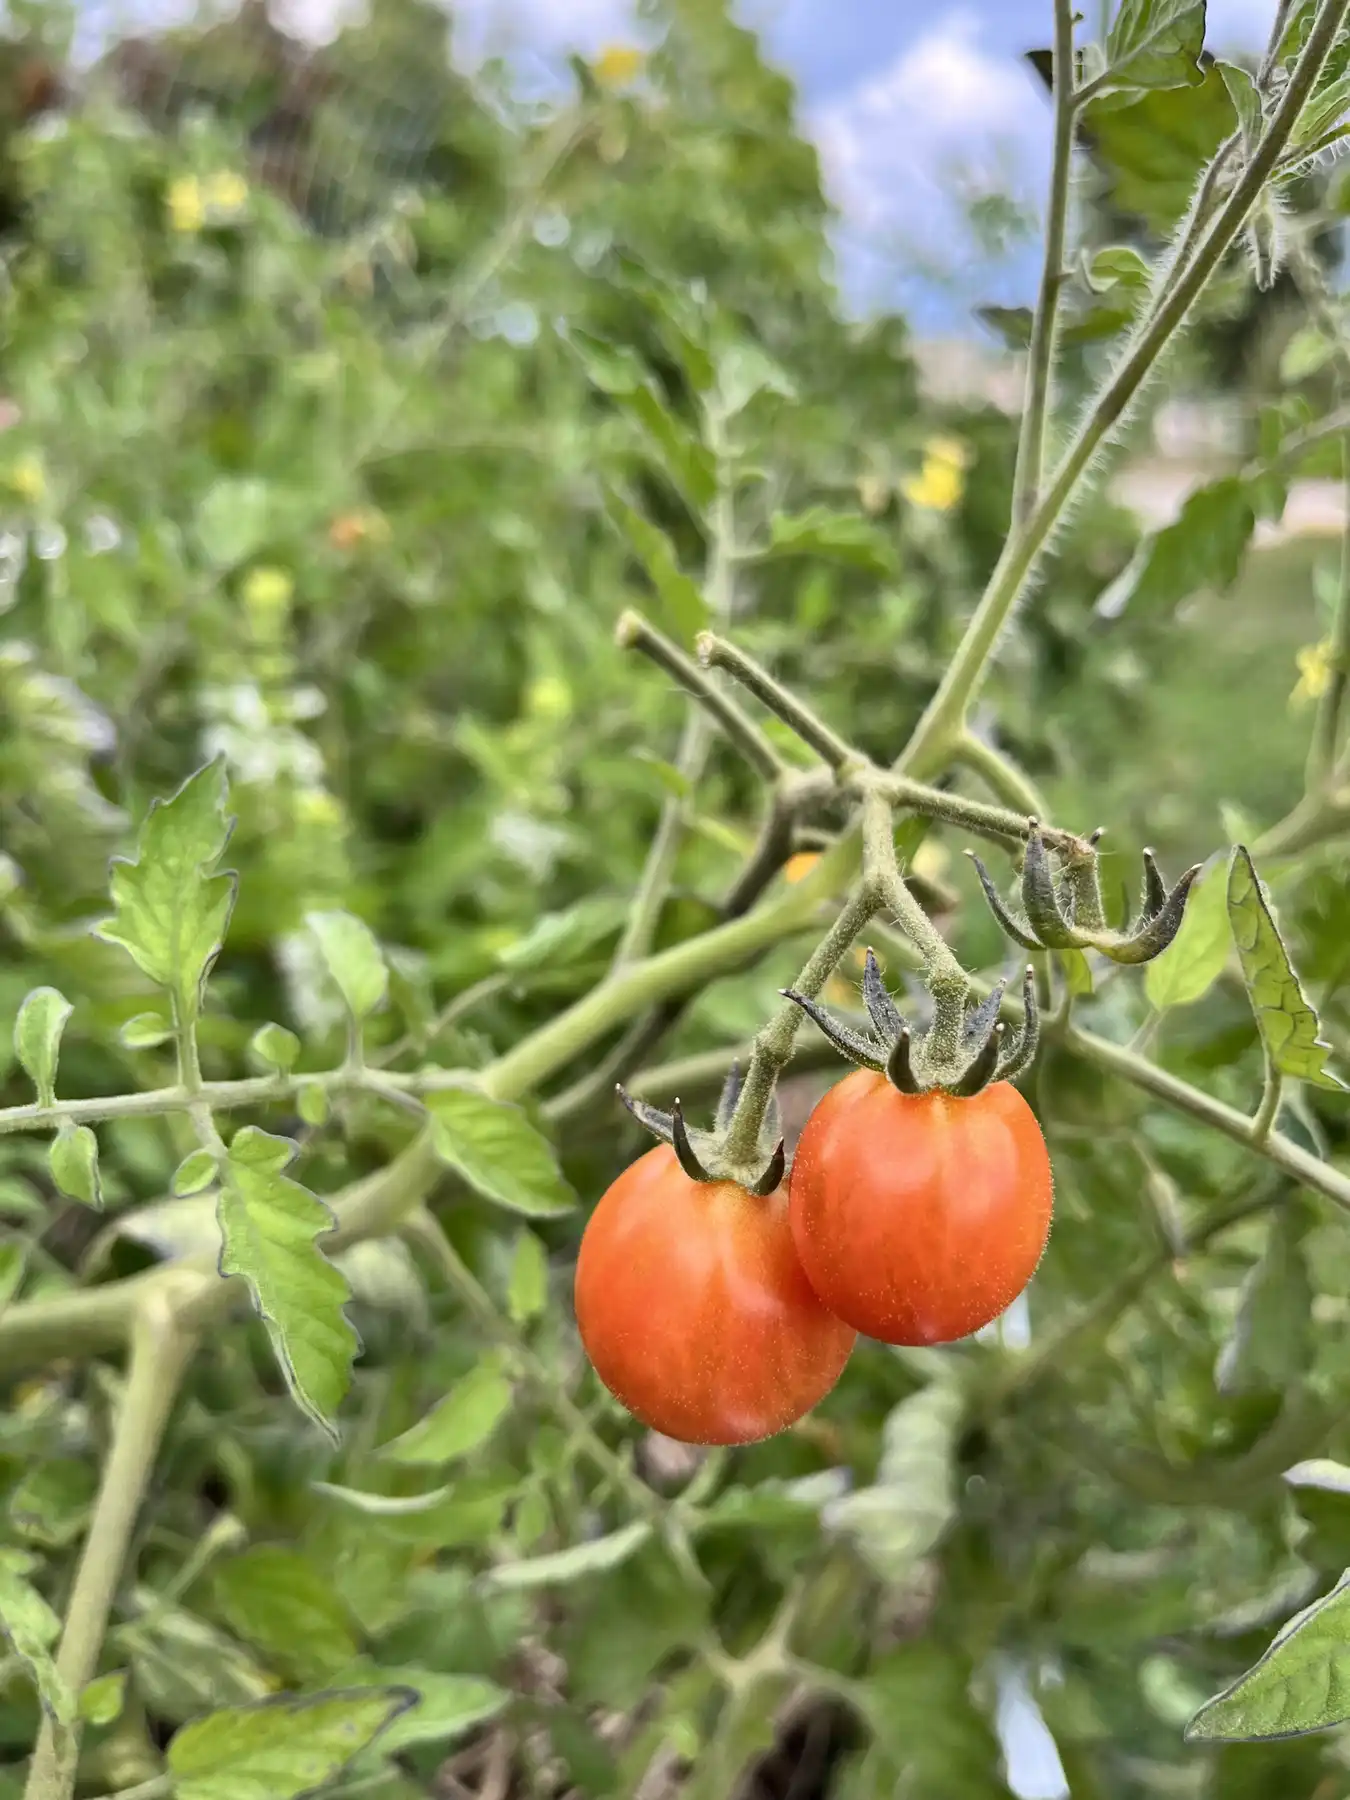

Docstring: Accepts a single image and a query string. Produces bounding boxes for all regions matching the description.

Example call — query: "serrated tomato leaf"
[426,1090,574,1217]
[217,1127,358,1437]
[1228,847,1344,1090]
[167,1687,417,1800]
[1187,1571,1350,1740]
[14,987,72,1107]
[96,760,236,1006]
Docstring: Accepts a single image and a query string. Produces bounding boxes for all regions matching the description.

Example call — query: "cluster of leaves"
[3,1,1350,1798]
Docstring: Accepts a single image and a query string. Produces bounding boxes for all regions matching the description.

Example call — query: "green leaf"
[167,1688,416,1800]
[1281,326,1336,383]
[217,1127,358,1436]
[623,384,718,513]
[212,1547,359,1684]
[824,1381,962,1582]
[1292,70,1350,148]
[336,1662,508,1753]
[603,490,708,642]
[14,987,72,1106]
[172,1148,220,1197]
[96,760,236,1006]
[975,305,1032,350]
[10,1460,97,1547]
[715,340,796,412]
[0,1547,71,1725]
[1219,60,1263,145]
[497,898,627,972]
[1146,855,1231,1010]
[1186,1570,1350,1740]
[119,1011,173,1049]
[381,1356,514,1466]
[49,1125,101,1209]
[297,1080,330,1126]
[861,1642,1011,1798]
[306,910,387,1023]
[1058,948,1095,998]
[79,1669,127,1726]
[564,326,646,395]
[506,1230,548,1323]
[1099,479,1255,619]
[1085,65,1237,231]
[249,1023,300,1071]
[1105,0,1206,91]
[1215,1204,1314,1396]
[311,1482,457,1517]
[1228,847,1344,1090]
[759,506,897,575]
[485,1521,653,1590]
[426,1090,575,1218]
[195,476,273,571]
[1285,1460,1350,1498]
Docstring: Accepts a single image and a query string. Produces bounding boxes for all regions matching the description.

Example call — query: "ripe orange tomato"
[574,1145,856,1445]
[789,1072,1052,1345]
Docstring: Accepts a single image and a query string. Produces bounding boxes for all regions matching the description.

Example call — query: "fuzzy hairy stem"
[951,732,1050,821]
[898,0,1350,778]
[861,789,967,989]
[24,1302,197,1800]
[1011,0,1075,530]
[696,632,859,773]
[721,884,880,1167]
[615,610,784,782]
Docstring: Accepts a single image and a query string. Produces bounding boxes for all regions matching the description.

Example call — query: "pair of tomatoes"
[574,1070,1053,1446]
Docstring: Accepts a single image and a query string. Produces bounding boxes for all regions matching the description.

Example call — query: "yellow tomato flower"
[5,454,44,503]
[1292,638,1335,706]
[167,175,205,234]
[205,170,248,214]
[594,43,643,85]
[242,566,294,620]
[901,436,971,513]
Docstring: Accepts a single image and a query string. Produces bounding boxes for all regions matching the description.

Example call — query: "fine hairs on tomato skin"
[574,1144,856,1447]
[787,1070,1053,1347]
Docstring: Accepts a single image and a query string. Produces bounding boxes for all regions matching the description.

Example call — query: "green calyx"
[616,1062,786,1194]
[970,821,1201,965]
[783,949,1039,1099]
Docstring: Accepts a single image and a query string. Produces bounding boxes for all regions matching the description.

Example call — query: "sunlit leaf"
[172,1148,219,1197]
[758,506,897,575]
[506,1229,549,1323]
[49,1125,101,1209]
[1228,847,1343,1089]
[1098,480,1255,619]
[335,1661,508,1753]
[14,987,72,1106]
[217,1127,358,1436]
[249,1022,301,1072]
[1146,855,1231,1011]
[306,909,387,1023]
[96,760,236,1007]
[485,1521,653,1589]
[1085,66,1237,230]
[823,1380,961,1582]
[1105,0,1206,91]
[167,1688,416,1800]
[381,1355,514,1465]
[426,1090,575,1217]
[1187,1571,1350,1740]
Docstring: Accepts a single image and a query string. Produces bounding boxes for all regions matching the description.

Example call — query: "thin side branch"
[696,632,859,773]
[1011,0,1076,529]
[616,610,785,782]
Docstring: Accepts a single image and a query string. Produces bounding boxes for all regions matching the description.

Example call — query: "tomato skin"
[789,1071,1053,1345]
[574,1145,856,1446]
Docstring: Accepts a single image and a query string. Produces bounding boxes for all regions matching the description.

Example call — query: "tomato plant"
[789,1071,1053,1346]
[575,1143,855,1445]
[6,2,1350,1797]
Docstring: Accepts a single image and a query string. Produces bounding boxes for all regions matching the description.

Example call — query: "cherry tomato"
[789,1071,1052,1345]
[574,1144,856,1446]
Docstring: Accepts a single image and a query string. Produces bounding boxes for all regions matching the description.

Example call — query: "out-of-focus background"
[4,1,1350,1797]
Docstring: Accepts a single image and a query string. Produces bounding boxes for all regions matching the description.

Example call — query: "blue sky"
[153,0,1280,329]
[432,0,1277,328]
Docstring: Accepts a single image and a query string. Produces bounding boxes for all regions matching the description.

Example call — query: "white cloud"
[807,12,1049,320]
[809,12,1048,235]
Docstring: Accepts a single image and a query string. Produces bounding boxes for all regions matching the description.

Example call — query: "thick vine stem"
[860,789,967,992]
[1011,0,1075,530]
[898,0,1350,779]
[24,1301,197,1800]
